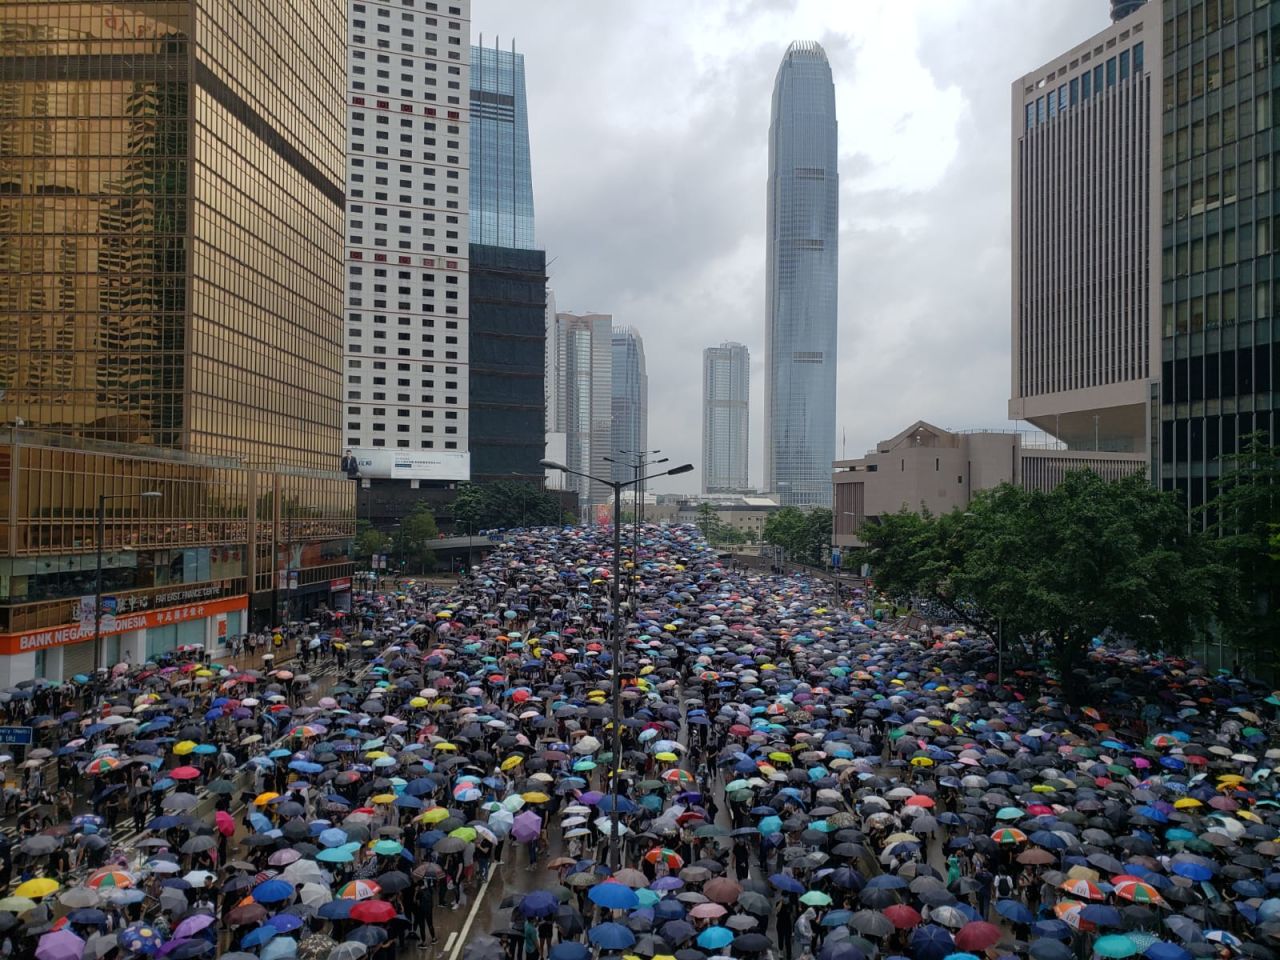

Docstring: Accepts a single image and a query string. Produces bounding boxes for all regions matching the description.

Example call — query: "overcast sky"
[472,0,1112,495]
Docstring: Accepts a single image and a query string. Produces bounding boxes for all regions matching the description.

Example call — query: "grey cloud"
[473,1,1114,492]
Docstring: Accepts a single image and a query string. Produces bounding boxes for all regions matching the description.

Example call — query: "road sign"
[0,727,33,746]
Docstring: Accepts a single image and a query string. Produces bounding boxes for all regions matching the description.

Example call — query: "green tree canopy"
[391,502,439,574]
[1202,432,1280,671]
[763,507,833,567]
[451,481,564,531]
[695,503,746,546]
[857,471,1226,689]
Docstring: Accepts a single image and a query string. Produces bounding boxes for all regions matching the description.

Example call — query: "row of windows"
[347,438,458,449]
[1025,43,1145,130]
[1162,341,1278,404]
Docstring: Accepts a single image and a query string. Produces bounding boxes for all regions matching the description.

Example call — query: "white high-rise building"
[553,312,613,511]
[343,0,472,483]
[703,342,750,494]
[610,327,648,484]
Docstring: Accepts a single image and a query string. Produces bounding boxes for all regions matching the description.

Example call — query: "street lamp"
[540,456,693,871]
[832,510,858,607]
[95,490,162,672]
[609,452,666,593]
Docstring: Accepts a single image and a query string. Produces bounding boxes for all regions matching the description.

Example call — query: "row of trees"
[763,506,835,567]
[855,435,1279,683]
[353,481,570,574]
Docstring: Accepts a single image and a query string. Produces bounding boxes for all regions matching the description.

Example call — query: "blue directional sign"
[0,727,33,746]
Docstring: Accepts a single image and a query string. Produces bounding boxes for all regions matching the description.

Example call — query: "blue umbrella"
[117,923,165,955]
[250,879,294,904]
[519,891,560,918]
[996,900,1034,924]
[770,873,805,894]
[1081,905,1124,928]
[653,899,684,921]
[588,883,640,910]
[319,828,349,848]
[758,816,782,835]
[240,927,277,949]
[588,923,636,950]
[595,795,637,814]
[1143,944,1192,960]
[548,944,590,960]
[1170,861,1213,881]
[317,900,353,920]
[696,927,734,950]
[1028,942,1073,960]
[266,915,304,933]
[909,925,956,960]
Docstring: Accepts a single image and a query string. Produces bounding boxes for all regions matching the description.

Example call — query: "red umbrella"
[350,900,396,923]
[170,766,201,781]
[215,811,236,837]
[954,921,1003,951]
[882,904,922,929]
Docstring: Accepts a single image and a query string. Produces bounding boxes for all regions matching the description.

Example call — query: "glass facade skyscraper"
[470,43,534,249]
[1153,0,1278,514]
[765,41,838,508]
[610,327,648,485]
[0,0,354,680]
[703,342,750,494]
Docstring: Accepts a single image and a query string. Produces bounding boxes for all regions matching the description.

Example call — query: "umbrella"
[117,924,165,956]
[588,923,636,950]
[36,931,85,960]
[588,883,640,910]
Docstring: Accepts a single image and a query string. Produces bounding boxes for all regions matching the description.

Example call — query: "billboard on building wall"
[350,449,470,481]
[594,504,611,526]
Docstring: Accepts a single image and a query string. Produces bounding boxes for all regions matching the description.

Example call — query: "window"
[1133,41,1143,72]
[1120,49,1130,81]
[1082,70,1091,99]
[1106,56,1116,87]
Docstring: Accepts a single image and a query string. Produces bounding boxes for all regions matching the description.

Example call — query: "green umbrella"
[372,839,403,856]
[1091,934,1139,958]
[800,890,832,906]
[995,807,1024,821]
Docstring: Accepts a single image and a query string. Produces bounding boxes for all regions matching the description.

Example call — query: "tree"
[451,481,564,531]
[352,520,389,567]
[391,503,439,573]
[858,471,1226,694]
[1202,432,1280,672]
[763,507,833,567]
[695,503,746,546]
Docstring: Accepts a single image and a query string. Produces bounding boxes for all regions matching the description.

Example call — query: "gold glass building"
[0,1,354,680]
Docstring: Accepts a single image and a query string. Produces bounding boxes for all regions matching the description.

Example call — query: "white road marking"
[447,868,496,960]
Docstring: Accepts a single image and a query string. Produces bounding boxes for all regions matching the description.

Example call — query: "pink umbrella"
[215,811,236,837]
[689,902,727,920]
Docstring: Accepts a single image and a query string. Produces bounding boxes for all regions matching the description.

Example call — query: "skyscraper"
[470,41,535,249]
[765,41,839,508]
[466,38,546,487]
[703,343,751,494]
[1154,0,1278,513]
[343,0,472,505]
[554,313,613,510]
[0,0,354,680]
[1008,1,1159,468]
[610,328,649,484]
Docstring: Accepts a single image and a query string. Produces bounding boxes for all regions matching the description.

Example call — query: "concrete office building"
[832,422,1147,547]
[610,327,649,485]
[703,343,751,494]
[343,0,472,499]
[0,1,355,681]
[765,41,839,508]
[1153,0,1278,513]
[553,313,613,511]
[1008,1,1161,464]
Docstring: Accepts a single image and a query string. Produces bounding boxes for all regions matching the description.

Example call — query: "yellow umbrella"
[1173,797,1202,809]
[521,791,550,804]
[500,756,524,772]
[417,807,450,824]
[653,752,678,763]
[194,669,214,678]
[768,752,793,764]
[370,793,397,805]
[433,742,458,752]
[14,879,58,899]
[254,792,280,806]
[365,750,389,760]
[910,757,934,767]
[173,741,197,756]
[409,697,429,708]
